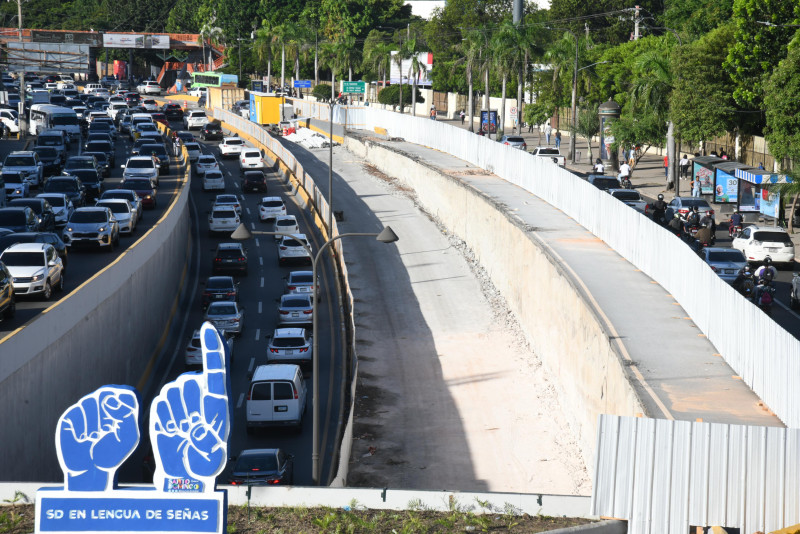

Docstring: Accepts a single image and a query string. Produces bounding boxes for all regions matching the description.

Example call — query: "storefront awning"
[735,168,792,184]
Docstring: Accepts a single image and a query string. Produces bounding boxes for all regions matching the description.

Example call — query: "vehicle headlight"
[145,195,151,200]
[31,273,44,282]
[66,227,73,232]
[98,226,106,232]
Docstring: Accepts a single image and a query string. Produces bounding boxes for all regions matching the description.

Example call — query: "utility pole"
[513,0,522,134]
[16,1,25,138]
[238,38,242,85]
[634,5,640,40]
[585,22,590,39]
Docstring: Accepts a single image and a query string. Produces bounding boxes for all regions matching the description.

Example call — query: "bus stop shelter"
[735,167,792,225]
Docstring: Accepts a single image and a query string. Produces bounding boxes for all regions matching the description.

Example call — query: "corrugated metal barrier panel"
[592,415,800,533]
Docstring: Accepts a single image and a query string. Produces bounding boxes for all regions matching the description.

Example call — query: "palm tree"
[457,30,483,132]
[198,17,224,72]
[404,37,423,116]
[362,32,392,102]
[391,40,410,113]
[491,20,523,135]
[254,26,277,88]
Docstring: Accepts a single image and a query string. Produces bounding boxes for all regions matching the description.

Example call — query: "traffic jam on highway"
[0,74,338,486]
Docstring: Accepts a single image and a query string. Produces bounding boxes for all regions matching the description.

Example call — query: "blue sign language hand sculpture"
[56,385,141,491]
[150,323,230,493]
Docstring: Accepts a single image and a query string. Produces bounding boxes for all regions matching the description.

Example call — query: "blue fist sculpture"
[56,385,140,491]
[150,323,230,493]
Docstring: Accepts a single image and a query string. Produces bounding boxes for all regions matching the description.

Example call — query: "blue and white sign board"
[36,323,231,534]
[293,80,311,88]
[735,168,791,217]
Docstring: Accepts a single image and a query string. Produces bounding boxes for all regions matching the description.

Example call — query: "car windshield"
[205,172,223,179]
[185,143,200,151]
[612,191,641,201]
[11,201,42,214]
[122,180,151,190]
[217,196,237,204]
[537,148,560,155]
[505,137,524,143]
[682,199,711,208]
[89,123,111,131]
[86,142,111,152]
[42,196,65,207]
[1,251,42,266]
[594,179,618,188]
[199,157,216,164]
[70,211,106,223]
[98,202,127,214]
[282,298,309,308]
[34,147,57,158]
[86,153,108,164]
[263,201,283,208]
[206,123,221,130]
[283,238,306,248]
[73,171,99,184]
[235,454,277,473]
[207,278,233,290]
[208,303,236,315]
[51,115,77,126]
[66,159,93,169]
[2,173,23,183]
[0,212,24,225]
[243,151,260,158]
[38,136,62,146]
[225,139,243,146]
[754,231,792,244]
[272,337,305,348]
[213,210,236,218]
[708,251,746,262]
[291,274,313,283]
[5,156,35,166]
[127,159,154,169]
[46,181,78,192]
[276,219,296,228]
[141,146,167,156]
[217,249,242,258]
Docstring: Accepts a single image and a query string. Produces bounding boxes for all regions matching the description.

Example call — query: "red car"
[150,112,169,127]
[120,179,157,209]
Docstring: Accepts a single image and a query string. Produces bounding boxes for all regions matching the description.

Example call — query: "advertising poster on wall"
[480,110,497,135]
[714,169,738,203]
[693,163,715,195]
[738,180,760,212]
[599,116,613,161]
[103,34,170,49]
[760,188,781,219]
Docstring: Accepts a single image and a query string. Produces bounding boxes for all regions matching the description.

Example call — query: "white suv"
[732,226,795,267]
[3,151,43,188]
[239,149,266,173]
[0,242,64,300]
[259,197,287,222]
[203,170,225,191]
[219,137,245,158]
[137,81,161,95]
[183,110,209,130]
[277,234,311,266]
[267,328,312,367]
[122,156,159,187]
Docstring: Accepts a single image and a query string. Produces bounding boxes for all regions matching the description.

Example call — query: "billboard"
[389,51,433,87]
[714,168,738,203]
[693,162,715,195]
[7,42,89,73]
[103,34,170,49]
[31,30,102,46]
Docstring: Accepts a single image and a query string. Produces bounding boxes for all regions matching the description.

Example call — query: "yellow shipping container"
[250,93,285,125]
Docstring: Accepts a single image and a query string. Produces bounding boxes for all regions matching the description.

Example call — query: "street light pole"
[231,224,399,484]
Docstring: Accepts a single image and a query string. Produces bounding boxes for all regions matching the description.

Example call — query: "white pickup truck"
[531,146,566,167]
[608,189,648,213]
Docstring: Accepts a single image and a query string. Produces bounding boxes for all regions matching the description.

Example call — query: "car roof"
[222,137,241,142]
[75,206,108,213]
[281,293,311,302]
[96,198,129,206]
[749,225,788,232]
[216,243,243,250]
[127,156,155,162]
[208,275,235,283]
[237,448,280,457]
[8,150,35,156]
[273,327,307,337]
[281,233,307,240]
[2,242,47,253]
[207,300,238,310]
[252,364,301,382]
[261,196,283,202]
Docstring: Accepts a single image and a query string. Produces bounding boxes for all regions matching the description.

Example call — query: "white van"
[28,104,80,140]
[246,364,307,433]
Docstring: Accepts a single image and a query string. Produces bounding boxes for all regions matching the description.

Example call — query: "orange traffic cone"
[182,100,188,112]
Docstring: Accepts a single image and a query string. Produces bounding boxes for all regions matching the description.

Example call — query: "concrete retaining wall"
[0,163,191,482]
[344,136,646,466]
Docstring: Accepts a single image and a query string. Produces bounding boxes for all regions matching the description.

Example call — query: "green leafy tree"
[723,0,800,111]
[662,0,735,41]
[377,84,424,111]
[523,101,555,145]
[573,105,600,164]
[491,19,524,134]
[312,83,333,102]
[362,30,393,86]
[548,0,664,45]
[670,23,737,145]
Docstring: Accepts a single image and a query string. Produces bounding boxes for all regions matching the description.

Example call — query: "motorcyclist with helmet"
[651,194,668,225]
[684,206,701,233]
[729,211,743,237]
[667,212,684,235]
[694,222,713,247]
[755,257,778,281]
[754,270,776,308]
[733,264,755,296]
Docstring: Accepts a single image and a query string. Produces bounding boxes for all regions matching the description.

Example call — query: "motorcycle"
[729,224,743,238]
[734,271,755,300]
[756,284,776,315]
[791,273,800,310]
[621,176,632,189]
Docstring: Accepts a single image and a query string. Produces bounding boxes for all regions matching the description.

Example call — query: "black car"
[241,171,267,193]
[0,207,38,232]
[69,169,103,201]
[0,232,68,269]
[200,121,223,141]
[138,144,170,173]
[587,174,621,191]
[228,449,294,486]
[0,260,14,322]
[212,243,248,275]
[83,152,110,177]
[8,198,56,232]
[201,276,239,308]
[33,146,63,176]
[84,140,115,167]
[162,103,184,121]
[43,176,85,208]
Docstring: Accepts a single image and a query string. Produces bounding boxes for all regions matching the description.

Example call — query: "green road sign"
[342,81,366,93]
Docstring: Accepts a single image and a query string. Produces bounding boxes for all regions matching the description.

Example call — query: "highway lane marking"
[259,256,263,266]
[258,301,262,313]
[260,277,264,287]
[245,207,251,214]
[236,393,244,409]
[254,328,260,341]
[255,238,260,247]
[250,222,255,230]
[248,357,255,374]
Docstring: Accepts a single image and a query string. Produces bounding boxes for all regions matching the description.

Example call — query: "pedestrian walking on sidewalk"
[692,179,700,197]
[459,110,465,124]
[430,106,437,120]
[663,155,669,178]
[544,123,552,145]
[554,130,561,149]
[679,154,689,178]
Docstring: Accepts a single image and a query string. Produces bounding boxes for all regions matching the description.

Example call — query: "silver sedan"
[204,301,244,335]
[277,294,313,326]
[700,247,748,284]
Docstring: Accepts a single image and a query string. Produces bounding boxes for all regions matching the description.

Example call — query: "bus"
[28,104,80,140]
[190,72,238,89]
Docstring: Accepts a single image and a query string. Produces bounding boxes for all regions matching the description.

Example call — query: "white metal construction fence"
[592,414,800,533]
[346,107,800,430]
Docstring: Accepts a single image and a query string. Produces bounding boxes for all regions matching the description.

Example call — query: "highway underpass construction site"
[4,95,800,532]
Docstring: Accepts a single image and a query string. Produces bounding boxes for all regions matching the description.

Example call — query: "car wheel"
[42,280,52,301]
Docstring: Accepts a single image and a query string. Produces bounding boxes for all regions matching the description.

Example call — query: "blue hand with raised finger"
[56,385,140,491]
[150,322,230,493]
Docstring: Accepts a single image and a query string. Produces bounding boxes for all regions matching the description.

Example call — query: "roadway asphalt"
[0,131,183,336]
[117,122,344,486]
